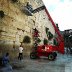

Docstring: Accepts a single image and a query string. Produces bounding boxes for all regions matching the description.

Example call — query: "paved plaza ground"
[0,51,72,72]
[10,53,72,72]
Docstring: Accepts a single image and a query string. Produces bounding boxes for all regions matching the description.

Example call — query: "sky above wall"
[42,0,72,31]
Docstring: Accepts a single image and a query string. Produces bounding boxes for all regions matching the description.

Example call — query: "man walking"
[18,45,23,60]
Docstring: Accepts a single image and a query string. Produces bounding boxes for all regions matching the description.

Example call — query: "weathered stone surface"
[0,0,55,57]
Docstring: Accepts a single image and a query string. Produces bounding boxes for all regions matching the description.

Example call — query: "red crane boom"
[45,8,64,54]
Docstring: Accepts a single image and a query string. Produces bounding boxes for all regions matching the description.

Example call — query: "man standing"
[18,45,23,60]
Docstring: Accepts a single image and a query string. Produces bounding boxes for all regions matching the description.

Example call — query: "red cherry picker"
[23,3,64,60]
[30,6,64,60]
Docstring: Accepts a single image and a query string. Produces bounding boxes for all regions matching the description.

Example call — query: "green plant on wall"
[37,38,41,43]
[45,27,49,37]
[23,36,31,43]
[43,38,48,45]
[45,27,53,40]
[53,39,58,46]
[48,31,53,40]
[45,27,49,33]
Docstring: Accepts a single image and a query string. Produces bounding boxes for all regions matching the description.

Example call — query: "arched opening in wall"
[23,36,31,44]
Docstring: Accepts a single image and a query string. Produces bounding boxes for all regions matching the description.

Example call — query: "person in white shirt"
[18,45,23,60]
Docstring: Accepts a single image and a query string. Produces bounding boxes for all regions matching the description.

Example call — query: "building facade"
[0,0,55,57]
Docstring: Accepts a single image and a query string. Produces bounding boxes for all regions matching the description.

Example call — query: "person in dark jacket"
[2,52,9,66]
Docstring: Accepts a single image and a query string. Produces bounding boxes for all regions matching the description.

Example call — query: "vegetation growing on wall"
[32,28,40,51]
[53,39,58,46]
[43,38,48,45]
[45,27,53,40]
[48,31,53,40]
[37,38,41,43]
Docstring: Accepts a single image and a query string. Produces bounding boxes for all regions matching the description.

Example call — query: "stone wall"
[0,0,55,57]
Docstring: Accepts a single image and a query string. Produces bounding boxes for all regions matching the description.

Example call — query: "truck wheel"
[30,52,37,59]
[48,53,55,61]
[53,52,57,57]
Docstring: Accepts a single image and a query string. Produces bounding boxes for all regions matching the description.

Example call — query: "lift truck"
[23,3,64,60]
[30,26,64,60]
